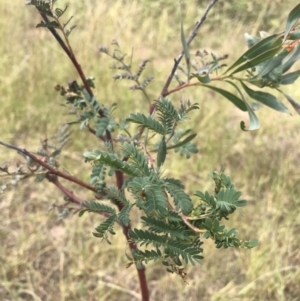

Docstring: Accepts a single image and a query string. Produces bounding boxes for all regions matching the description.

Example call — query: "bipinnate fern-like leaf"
[130,249,162,264]
[163,177,185,189]
[177,101,199,120]
[122,142,150,176]
[84,150,140,177]
[36,21,59,29]
[93,215,117,244]
[79,200,116,216]
[90,164,106,185]
[127,113,166,135]
[26,0,54,17]
[136,60,150,78]
[216,188,247,213]
[106,186,129,205]
[54,7,68,19]
[127,178,168,216]
[165,182,193,215]
[141,216,194,240]
[118,203,133,226]
[143,185,169,216]
[140,76,154,89]
[95,117,110,137]
[156,97,179,134]
[129,229,203,265]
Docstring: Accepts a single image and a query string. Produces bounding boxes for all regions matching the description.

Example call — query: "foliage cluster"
[1,0,300,300]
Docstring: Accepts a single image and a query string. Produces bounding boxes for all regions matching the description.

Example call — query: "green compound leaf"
[84,150,140,177]
[96,117,110,137]
[118,203,133,226]
[123,142,150,176]
[36,20,60,29]
[93,215,117,244]
[165,182,193,215]
[157,137,167,168]
[79,201,116,217]
[127,113,165,135]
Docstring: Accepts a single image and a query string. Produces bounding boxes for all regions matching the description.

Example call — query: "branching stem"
[0,140,95,192]
[159,0,219,100]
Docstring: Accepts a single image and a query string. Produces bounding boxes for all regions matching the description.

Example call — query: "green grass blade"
[180,2,190,80]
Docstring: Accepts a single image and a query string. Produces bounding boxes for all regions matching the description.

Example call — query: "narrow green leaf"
[254,49,289,79]
[229,46,281,75]
[240,81,289,113]
[157,137,167,168]
[167,133,197,150]
[225,81,260,131]
[281,92,300,114]
[37,21,60,29]
[283,3,300,42]
[180,3,190,80]
[200,84,247,111]
[225,34,282,74]
[282,43,300,73]
[281,70,300,85]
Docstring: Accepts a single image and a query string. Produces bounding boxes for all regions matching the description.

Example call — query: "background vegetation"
[1,0,300,300]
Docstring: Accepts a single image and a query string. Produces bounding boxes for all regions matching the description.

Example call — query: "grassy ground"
[1,0,300,300]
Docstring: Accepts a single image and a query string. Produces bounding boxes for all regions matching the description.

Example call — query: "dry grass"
[1,0,300,300]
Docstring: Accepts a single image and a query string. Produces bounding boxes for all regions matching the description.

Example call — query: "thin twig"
[46,174,113,220]
[46,173,84,205]
[159,0,219,100]
[0,140,96,192]
[39,13,95,99]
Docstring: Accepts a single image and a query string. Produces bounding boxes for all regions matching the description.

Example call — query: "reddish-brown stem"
[40,14,94,99]
[165,81,200,97]
[26,150,95,191]
[35,2,219,299]
[46,173,84,205]
[114,170,150,300]
[47,173,113,221]
[39,12,149,300]
[0,141,96,193]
